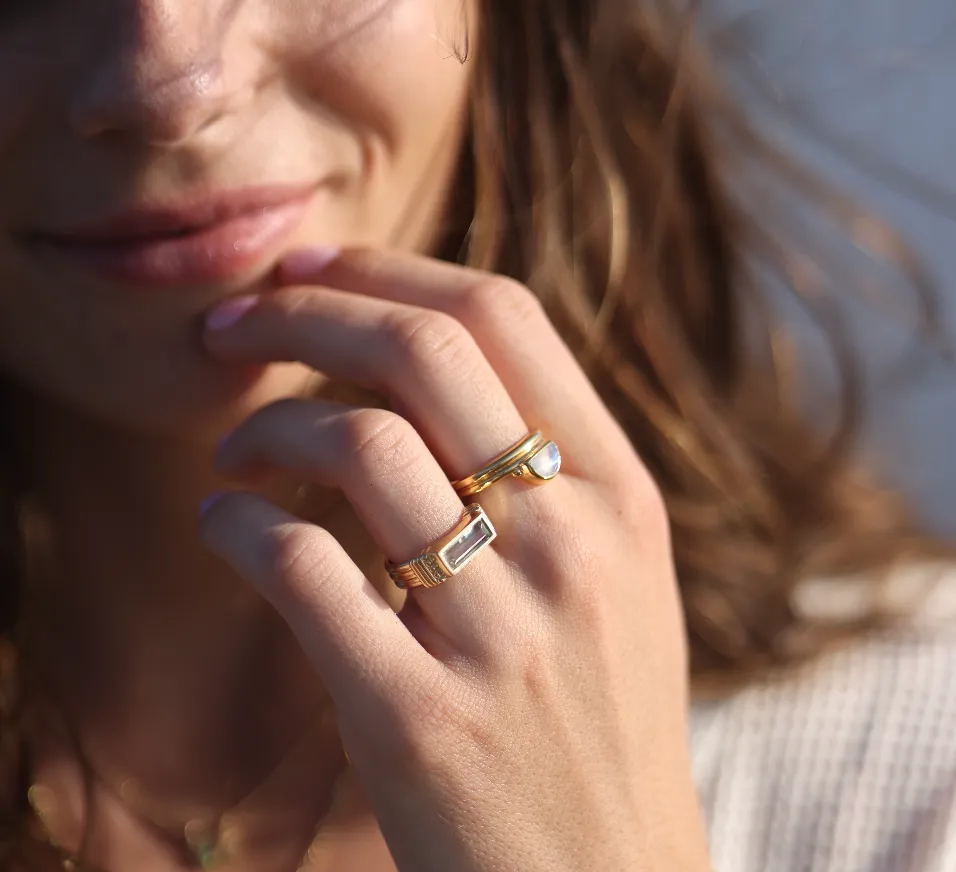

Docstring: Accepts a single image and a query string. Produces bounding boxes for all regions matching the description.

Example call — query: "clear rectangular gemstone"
[443,518,495,571]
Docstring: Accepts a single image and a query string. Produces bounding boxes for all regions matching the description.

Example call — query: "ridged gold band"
[385,504,497,590]
[451,431,562,498]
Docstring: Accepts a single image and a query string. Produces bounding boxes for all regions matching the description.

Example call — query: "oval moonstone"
[526,441,561,480]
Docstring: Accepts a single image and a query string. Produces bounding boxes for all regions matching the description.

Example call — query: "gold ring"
[385,504,497,590]
[451,431,562,498]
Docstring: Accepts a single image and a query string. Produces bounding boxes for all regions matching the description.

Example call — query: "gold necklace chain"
[15,477,363,870]
[27,705,350,871]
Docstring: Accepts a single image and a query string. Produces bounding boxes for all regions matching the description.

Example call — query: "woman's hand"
[199,248,710,872]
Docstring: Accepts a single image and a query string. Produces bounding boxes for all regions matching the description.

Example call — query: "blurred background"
[702,0,956,537]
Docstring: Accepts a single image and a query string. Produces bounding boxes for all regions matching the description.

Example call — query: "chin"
[26,360,321,444]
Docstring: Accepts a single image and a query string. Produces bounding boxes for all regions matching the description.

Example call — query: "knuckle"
[267,524,338,590]
[551,526,606,598]
[569,559,616,629]
[458,277,544,335]
[510,638,555,703]
[337,408,419,478]
[527,497,588,567]
[519,497,613,607]
[336,246,384,279]
[267,286,319,321]
[384,310,478,379]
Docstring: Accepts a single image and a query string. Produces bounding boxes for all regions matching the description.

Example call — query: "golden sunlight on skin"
[0,0,473,438]
[0,1,477,870]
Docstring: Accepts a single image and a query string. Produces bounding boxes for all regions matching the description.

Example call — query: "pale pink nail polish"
[280,245,341,280]
[206,295,259,331]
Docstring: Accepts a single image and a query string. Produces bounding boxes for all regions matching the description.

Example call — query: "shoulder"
[691,563,956,872]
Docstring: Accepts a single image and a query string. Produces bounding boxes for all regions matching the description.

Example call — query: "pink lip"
[23,185,317,288]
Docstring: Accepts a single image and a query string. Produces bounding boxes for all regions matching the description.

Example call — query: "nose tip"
[70,57,230,146]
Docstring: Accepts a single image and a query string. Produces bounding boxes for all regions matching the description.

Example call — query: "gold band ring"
[451,431,562,498]
[385,504,497,590]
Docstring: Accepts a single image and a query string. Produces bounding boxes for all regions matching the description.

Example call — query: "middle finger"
[204,286,532,484]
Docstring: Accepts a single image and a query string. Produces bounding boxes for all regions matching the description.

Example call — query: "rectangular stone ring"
[385,504,498,590]
[451,431,562,498]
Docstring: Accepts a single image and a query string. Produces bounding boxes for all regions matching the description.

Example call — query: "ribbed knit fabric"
[691,568,956,872]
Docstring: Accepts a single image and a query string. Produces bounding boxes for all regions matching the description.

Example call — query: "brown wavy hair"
[456,0,951,675]
[0,0,952,866]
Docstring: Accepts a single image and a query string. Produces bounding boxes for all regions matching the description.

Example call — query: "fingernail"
[199,492,227,518]
[280,246,341,279]
[205,295,259,331]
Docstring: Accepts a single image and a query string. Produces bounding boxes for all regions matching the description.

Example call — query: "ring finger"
[215,397,523,656]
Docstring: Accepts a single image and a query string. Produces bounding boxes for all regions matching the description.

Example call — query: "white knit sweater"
[690,567,956,872]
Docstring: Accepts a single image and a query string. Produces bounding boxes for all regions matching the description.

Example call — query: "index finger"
[277,248,639,480]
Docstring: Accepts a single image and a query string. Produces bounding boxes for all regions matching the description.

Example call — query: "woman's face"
[0,0,474,435]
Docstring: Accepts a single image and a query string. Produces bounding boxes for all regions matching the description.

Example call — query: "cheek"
[0,6,97,157]
[0,262,308,437]
[371,4,473,153]
[0,24,46,119]
[285,0,474,196]
[0,48,59,202]
[353,0,473,120]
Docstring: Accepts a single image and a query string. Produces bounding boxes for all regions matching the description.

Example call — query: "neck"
[13,391,365,850]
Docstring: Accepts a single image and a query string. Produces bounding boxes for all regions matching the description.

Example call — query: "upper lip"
[31,183,317,242]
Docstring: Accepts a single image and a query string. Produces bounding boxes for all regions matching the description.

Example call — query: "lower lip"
[28,195,314,288]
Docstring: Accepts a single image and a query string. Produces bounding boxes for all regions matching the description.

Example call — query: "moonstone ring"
[451,431,562,499]
[386,504,497,589]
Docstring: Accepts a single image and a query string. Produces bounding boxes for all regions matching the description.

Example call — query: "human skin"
[0,0,469,434]
[0,1,709,870]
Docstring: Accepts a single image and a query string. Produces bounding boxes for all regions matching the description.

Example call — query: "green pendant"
[193,839,218,869]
